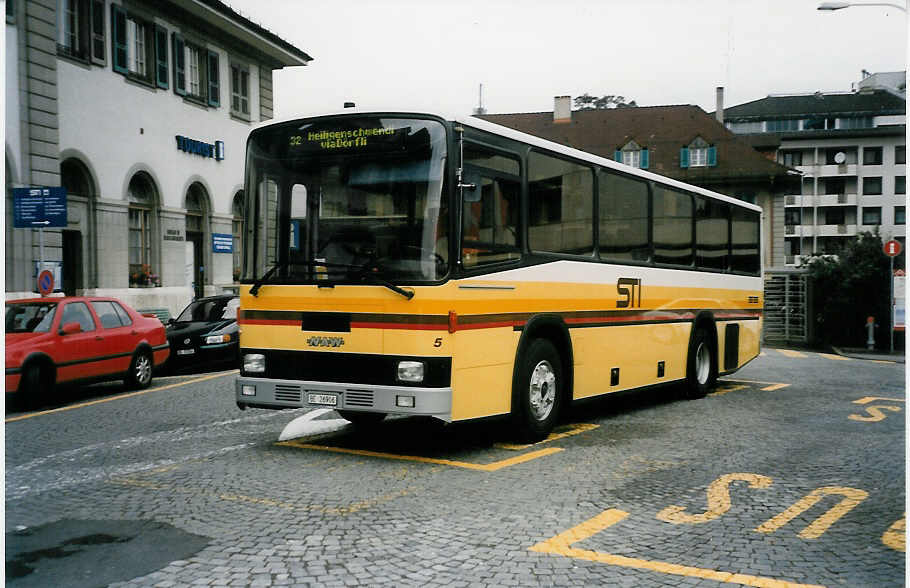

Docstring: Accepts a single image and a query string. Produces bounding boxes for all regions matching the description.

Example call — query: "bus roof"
[253,109,763,214]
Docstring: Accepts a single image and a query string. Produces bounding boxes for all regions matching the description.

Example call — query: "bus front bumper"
[235,376,453,422]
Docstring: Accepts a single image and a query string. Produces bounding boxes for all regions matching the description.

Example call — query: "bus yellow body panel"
[238,276,761,422]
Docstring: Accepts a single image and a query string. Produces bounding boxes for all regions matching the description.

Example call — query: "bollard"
[866,316,876,350]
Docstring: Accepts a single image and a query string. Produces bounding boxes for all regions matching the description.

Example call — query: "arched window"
[186,184,205,231]
[184,182,210,298]
[128,172,159,286]
[232,191,244,282]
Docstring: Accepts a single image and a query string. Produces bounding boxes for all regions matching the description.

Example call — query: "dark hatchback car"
[166,295,239,372]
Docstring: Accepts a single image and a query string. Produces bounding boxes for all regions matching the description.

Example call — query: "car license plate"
[307,393,337,406]
[177,349,195,355]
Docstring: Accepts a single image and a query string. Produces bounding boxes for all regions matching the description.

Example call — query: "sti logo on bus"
[617,278,642,308]
[307,336,345,348]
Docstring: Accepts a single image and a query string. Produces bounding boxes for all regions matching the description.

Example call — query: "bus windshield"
[243,117,448,285]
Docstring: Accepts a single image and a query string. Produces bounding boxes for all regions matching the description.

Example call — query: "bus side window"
[599,170,649,262]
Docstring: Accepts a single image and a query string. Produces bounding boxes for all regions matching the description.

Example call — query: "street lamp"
[818,1,907,11]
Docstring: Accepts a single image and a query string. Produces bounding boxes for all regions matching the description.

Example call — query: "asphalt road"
[5,349,905,587]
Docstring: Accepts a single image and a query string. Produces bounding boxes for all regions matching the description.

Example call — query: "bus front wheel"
[513,338,563,442]
[684,328,716,399]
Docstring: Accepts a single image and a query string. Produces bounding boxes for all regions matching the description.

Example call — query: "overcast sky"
[224,0,907,118]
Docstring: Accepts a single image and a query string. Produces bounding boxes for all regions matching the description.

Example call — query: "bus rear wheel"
[684,328,716,399]
[338,410,386,427]
[513,338,563,442]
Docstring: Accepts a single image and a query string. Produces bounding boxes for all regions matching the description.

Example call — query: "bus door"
[459,147,521,269]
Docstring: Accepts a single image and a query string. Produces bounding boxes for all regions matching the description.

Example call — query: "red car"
[5,296,170,402]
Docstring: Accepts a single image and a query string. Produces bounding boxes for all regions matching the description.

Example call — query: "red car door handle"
[131,330,138,335]
[95,335,104,341]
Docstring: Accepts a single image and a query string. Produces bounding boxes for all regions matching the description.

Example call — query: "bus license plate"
[307,393,337,406]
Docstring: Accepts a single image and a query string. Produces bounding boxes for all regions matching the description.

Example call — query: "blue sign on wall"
[13,187,67,228]
[212,233,233,253]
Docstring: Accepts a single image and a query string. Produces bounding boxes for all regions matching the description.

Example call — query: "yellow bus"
[235,111,762,440]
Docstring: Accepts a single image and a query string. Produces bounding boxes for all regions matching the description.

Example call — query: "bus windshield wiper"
[249,262,284,297]
[273,260,414,300]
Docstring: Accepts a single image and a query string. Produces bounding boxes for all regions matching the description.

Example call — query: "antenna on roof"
[473,84,487,115]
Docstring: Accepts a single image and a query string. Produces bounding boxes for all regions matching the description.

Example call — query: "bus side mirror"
[461,174,481,203]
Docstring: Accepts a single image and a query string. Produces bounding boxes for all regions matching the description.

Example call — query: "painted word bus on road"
[235,111,762,440]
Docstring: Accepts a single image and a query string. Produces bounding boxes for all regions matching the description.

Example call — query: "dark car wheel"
[20,362,53,409]
[126,349,154,389]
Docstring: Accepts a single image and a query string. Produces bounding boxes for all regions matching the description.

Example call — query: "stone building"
[5,0,311,314]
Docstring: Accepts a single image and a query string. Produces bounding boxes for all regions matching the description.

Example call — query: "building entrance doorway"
[185,233,204,299]
[62,230,83,295]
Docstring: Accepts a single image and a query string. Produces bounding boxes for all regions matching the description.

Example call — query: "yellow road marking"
[530,509,824,588]
[848,405,902,422]
[870,359,897,364]
[277,440,563,471]
[882,514,906,552]
[756,486,868,539]
[853,396,905,404]
[776,349,807,358]
[5,370,238,423]
[818,353,850,361]
[657,473,773,524]
[494,423,599,450]
[709,384,748,397]
[718,379,791,392]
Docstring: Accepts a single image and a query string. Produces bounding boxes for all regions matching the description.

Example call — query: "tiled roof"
[478,105,793,184]
[721,90,905,121]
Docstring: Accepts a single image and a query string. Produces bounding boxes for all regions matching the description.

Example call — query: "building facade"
[479,97,798,268]
[5,0,311,314]
[721,74,906,267]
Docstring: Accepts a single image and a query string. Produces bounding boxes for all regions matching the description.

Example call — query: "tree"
[806,231,891,348]
[573,93,638,111]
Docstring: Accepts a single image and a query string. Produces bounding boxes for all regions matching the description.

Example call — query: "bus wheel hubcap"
[529,360,556,421]
[695,342,710,385]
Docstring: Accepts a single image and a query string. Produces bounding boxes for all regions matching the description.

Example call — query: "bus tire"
[684,328,716,399]
[513,338,563,442]
[338,410,386,427]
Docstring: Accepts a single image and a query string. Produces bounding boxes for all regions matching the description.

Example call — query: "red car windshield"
[5,302,58,333]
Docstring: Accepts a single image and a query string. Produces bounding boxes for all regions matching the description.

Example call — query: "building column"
[94,198,129,288]
[159,207,189,289]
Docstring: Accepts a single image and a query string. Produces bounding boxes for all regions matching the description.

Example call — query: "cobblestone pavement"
[5,350,905,587]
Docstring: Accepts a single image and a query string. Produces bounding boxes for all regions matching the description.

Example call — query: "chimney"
[554,96,571,123]
[715,87,724,123]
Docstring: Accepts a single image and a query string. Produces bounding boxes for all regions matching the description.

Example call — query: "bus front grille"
[275,385,302,403]
[345,390,374,407]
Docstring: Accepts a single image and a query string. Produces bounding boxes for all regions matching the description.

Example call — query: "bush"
[806,232,891,348]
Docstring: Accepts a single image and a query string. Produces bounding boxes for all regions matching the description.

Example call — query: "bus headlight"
[244,353,266,373]
[397,361,424,383]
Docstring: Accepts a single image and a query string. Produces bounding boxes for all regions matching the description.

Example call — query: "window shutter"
[155,26,168,89]
[90,0,106,64]
[111,4,127,74]
[207,50,220,107]
[707,146,717,167]
[680,147,689,169]
[640,148,649,169]
[614,150,622,162]
[173,33,185,95]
